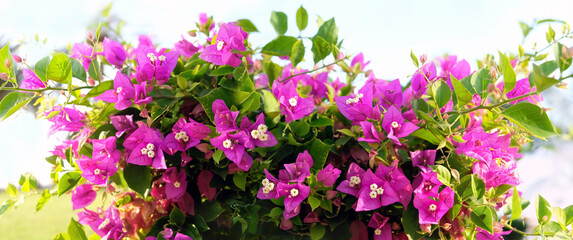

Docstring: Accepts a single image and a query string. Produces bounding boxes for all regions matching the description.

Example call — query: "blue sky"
[2,0,573,218]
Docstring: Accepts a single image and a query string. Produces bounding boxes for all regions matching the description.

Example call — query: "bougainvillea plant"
[1,5,573,240]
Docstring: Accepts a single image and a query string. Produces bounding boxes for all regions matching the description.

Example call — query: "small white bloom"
[369,191,378,199]
[174,181,181,188]
[262,178,270,186]
[94,168,101,175]
[223,139,233,149]
[376,187,384,195]
[251,129,260,139]
[158,55,166,61]
[146,143,155,151]
[116,87,122,93]
[391,121,400,128]
[259,133,269,141]
[147,150,156,158]
[429,204,437,211]
[257,124,268,133]
[290,188,299,197]
[98,218,111,230]
[289,97,298,107]
[374,228,382,235]
[217,41,225,51]
[370,183,378,191]
[141,148,148,155]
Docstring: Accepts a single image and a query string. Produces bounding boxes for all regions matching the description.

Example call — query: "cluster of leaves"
[1,5,573,240]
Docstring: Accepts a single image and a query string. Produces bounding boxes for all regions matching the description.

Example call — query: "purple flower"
[355,169,400,211]
[123,124,166,169]
[158,228,194,240]
[303,72,329,99]
[197,170,217,201]
[476,223,512,240]
[413,172,442,197]
[328,77,347,98]
[44,105,86,136]
[103,37,127,68]
[316,164,341,187]
[210,131,252,171]
[351,52,370,71]
[505,78,542,104]
[95,72,135,110]
[20,69,46,89]
[277,182,310,219]
[472,152,519,189]
[71,184,97,210]
[411,62,437,98]
[272,80,315,123]
[71,43,95,71]
[368,212,392,240]
[447,59,471,89]
[135,45,178,85]
[336,92,380,124]
[78,207,125,239]
[212,99,239,133]
[161,167,187,201]
[91,136,121,162]
[410,150,436,170]
[337,163,366,197]
[110,115,137,138]
[257,169,280,199]
[378,79,403,109]
[255,73,269,89]
[239,113,277,148]
[134,81,153,105]
[77,155,118,185]
[375,161,413,208]
[382,106,419,145]
[413,186,454,224]
[164,118,211,155]
[199,22,248,67]
[174,36,199,58]
[358,121,384,144]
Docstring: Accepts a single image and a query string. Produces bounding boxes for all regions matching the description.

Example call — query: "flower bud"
[420,54,428,64]
[12,54,22,63]
[87,77,95,86]
[188,30,197,37]
[420,223,431,233]
[4,58,11,69]
[87,31,93,40]
[489,66,497,80]
[0,72,8,81]
[556,82,568,89]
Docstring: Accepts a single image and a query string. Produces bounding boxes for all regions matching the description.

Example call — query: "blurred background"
[1,0,573,238]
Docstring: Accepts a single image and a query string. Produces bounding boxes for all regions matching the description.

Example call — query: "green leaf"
[0,92,32,120]
[177,75,188,90]
[88,58,100,81]
[263,61,282,85]
[337,129,356,138]
[563,205,573,226]
[290,39,305,67]
[410,128,442,145]
[262,36,298,56]
[450,73,472,107]
[554,42,572,72]
[433,165,451,185]
[270,11,288,35]
[100,2,113,17]
[71,59,86,81]
[311,36,331,64]
[539,61,558,76]
[180,223,202,240]
[169,206,186,227]
[432,80,451,109]
[47,53,73,84]
[262,90,280,117]
[36,189,51,212]
[546,25,555,43]
[209,65,235,76]
[502,102,556,139]
[410,50,419,68]
[85,80,113,99]
[308,196,321,211]
[530,64,559,92]
[291,121,310,136]
[34,56,51,82]
[499,51,516,93]
[196,200,224,222]
[123,164,152,197]
[401,203,425,240]
[58,172,82,196]
[53,233,71,240]
[536,194,552,224]
[470,68,493,97]
[458,174,485,199]
[310,224,326,240]
[6,183,17,197]
[0,44,15,79]
[551,207,566,228]
[310,115,333,127]
[296,6,308,31]
[519,22,531,37]
[511,187,522,220]
[0,199,16,216]
[470,205,494,233]
[269,207,283,218]
[233,173,247,191]
[236,19,259,32]
[67,218,88,240]
[314,18,338,44]
[309,138,333,171]
[212,150,224,164]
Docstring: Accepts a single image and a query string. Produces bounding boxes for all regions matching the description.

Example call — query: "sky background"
[2,0,573,223]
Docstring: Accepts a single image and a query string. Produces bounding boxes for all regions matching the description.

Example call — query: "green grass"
[0,191,77,239]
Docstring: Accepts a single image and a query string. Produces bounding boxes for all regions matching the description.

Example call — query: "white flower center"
[146,143,155,151]
[257,124,268,133]
[374,228,382,235]
[429,204,437,212]
[116,87,122,93]
[147,53,157,62]
[141,148,148,155]
[217,41,225,51]
[369,183,379,191]
[345,94,364,105]
[376,187,384,195]
[94,168,101,175]
[349,176,361,187]
[174,181,180,188]
[290,188,299,197]
[175,131,189,142]
[223,139,233,149]
[147,150,156,158]
[289,97,298,107]
[259,133,269,141]
[391,121,400,128]
[251,130,261,139]
[158,55,166,61]
[98,218,111,230]
[262,178,270,186]
[369,191,378,199]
